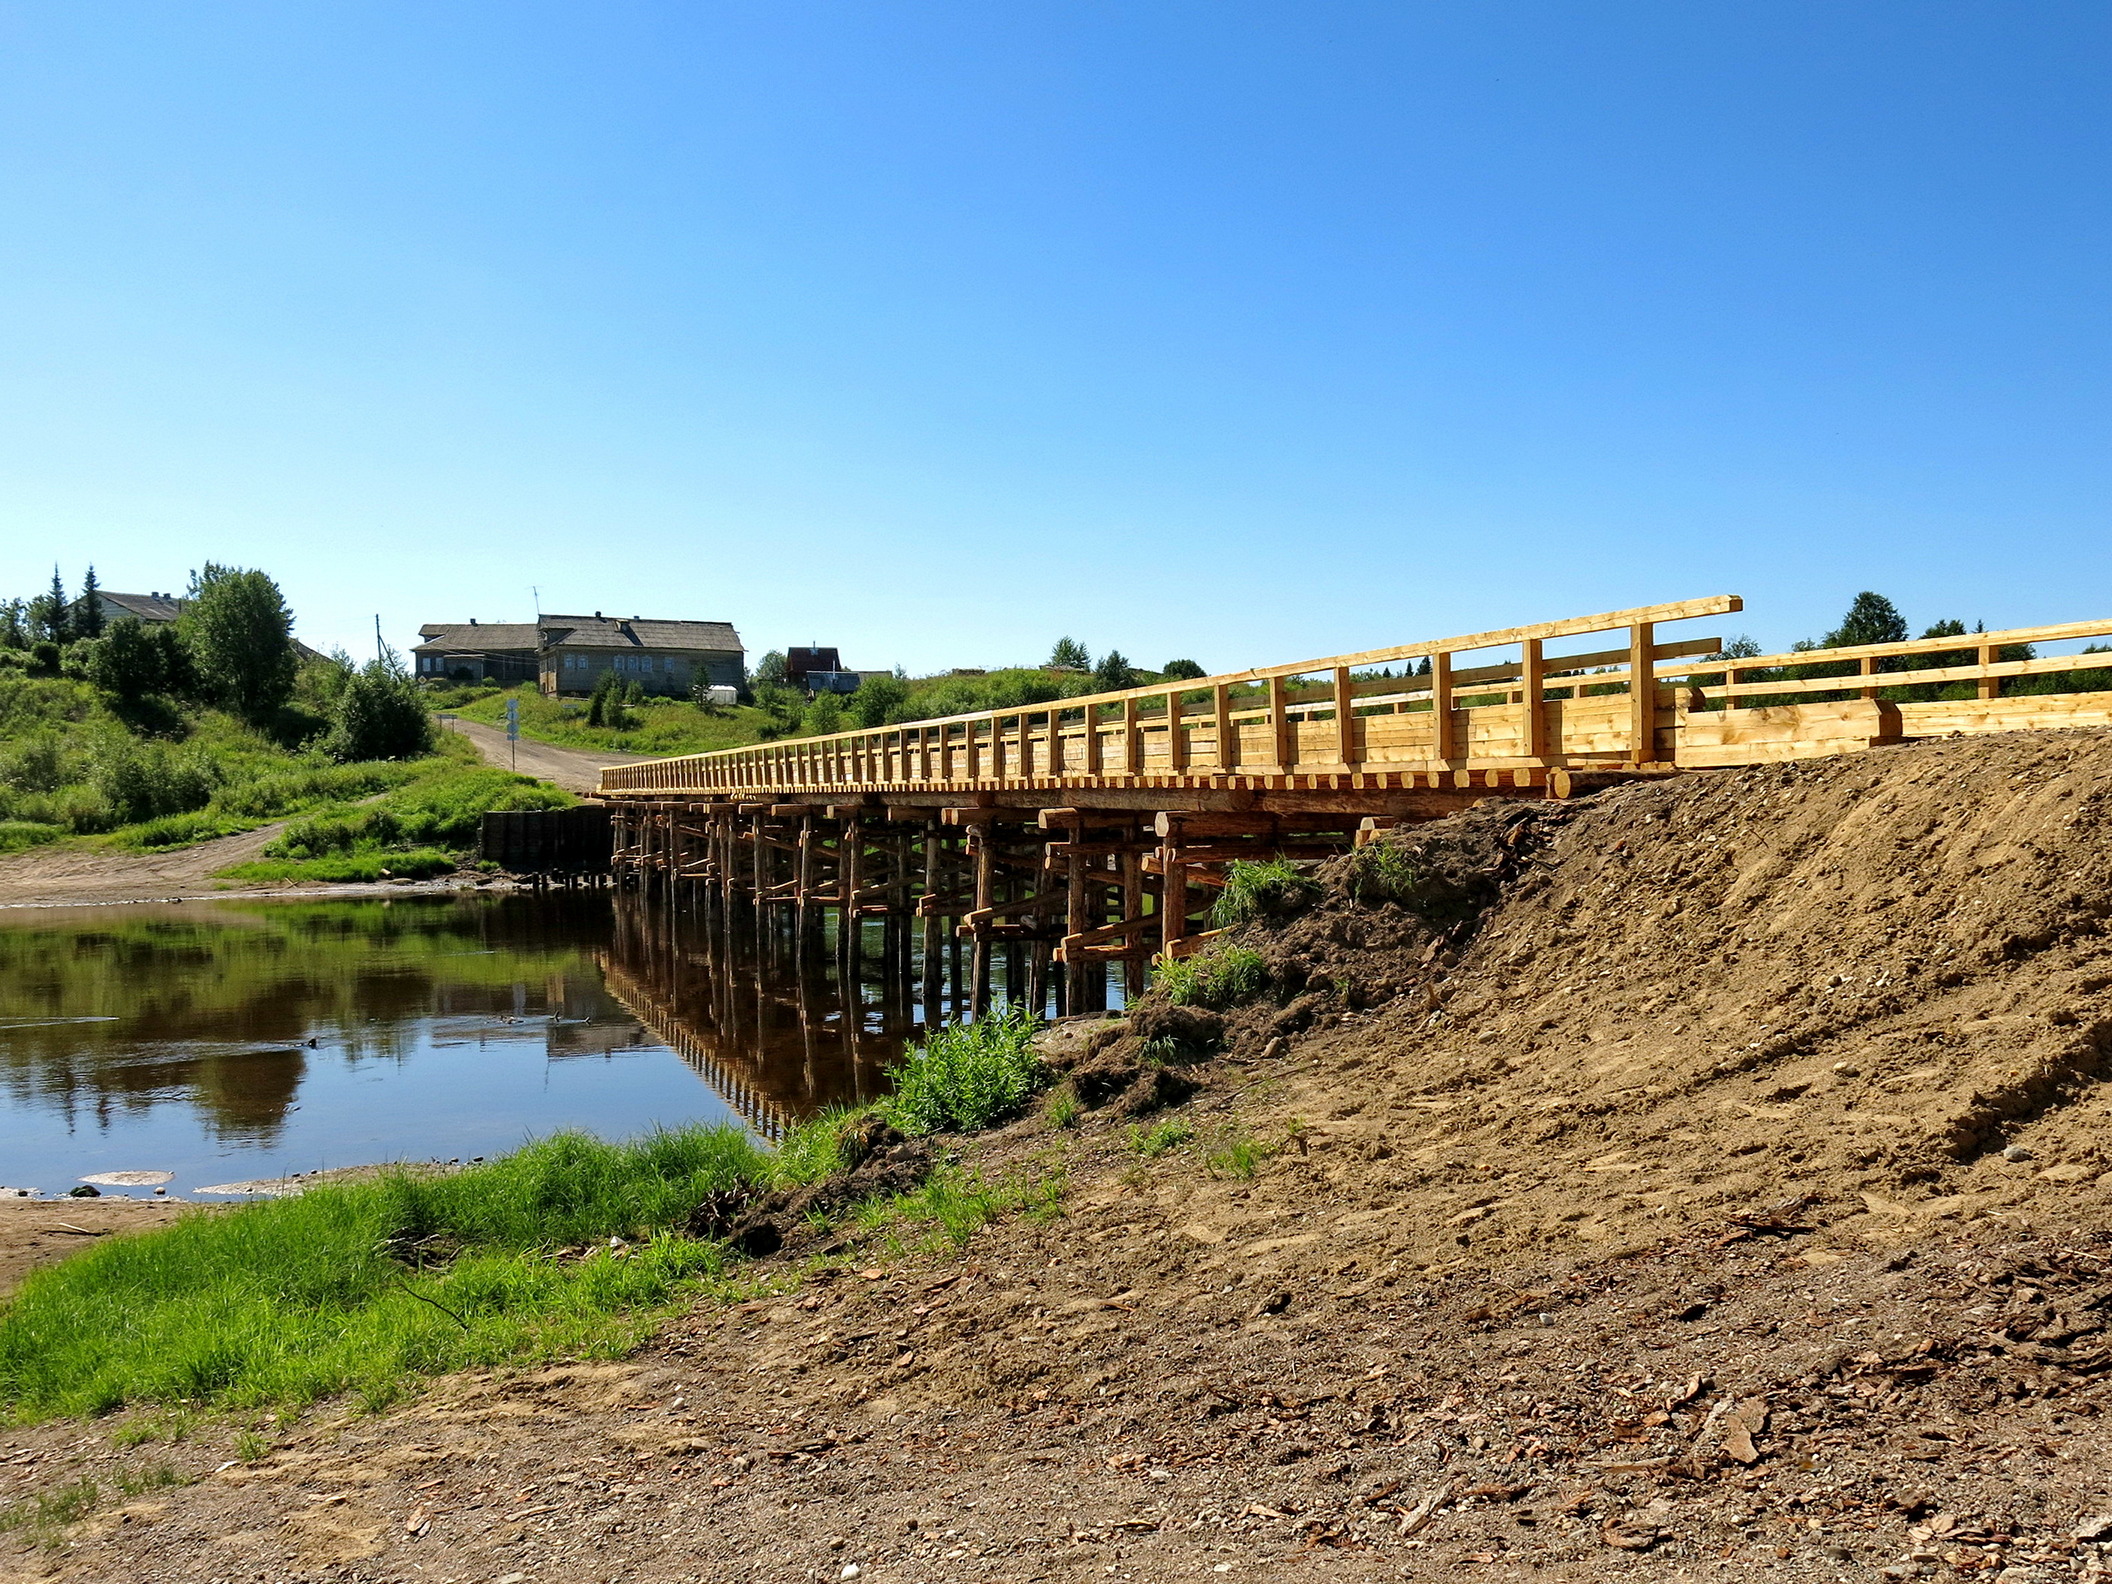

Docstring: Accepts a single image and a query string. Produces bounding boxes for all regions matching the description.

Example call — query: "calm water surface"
[0,893,912,1198]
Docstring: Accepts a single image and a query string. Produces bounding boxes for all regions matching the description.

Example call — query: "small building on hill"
[412,620,542,685]
[412,612,745,697]
[93,591,189,626]
[537,614,744,697]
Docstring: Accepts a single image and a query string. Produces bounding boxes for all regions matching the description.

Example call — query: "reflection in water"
[0,886,1067,1194]
[0,895,712,1193]
[601,894,912,1139]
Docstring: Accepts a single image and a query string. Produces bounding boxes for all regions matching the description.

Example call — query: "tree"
[1092,650,1137,691]
[850,672,907,729]
[0,600,27,650]
[87,618,162,702]
[30,567,69,645]
[1160,658,1206,681]
[1824,592,1907,649]
[72,567,104,639]
[752,651,789,690]
[326,649,434,762]
[1047,636,1091,671]
[180,564,297,723]
[804,689,846,736]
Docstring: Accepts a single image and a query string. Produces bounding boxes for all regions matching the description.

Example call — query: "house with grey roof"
[93,591,189,625]
[412,612,745,697]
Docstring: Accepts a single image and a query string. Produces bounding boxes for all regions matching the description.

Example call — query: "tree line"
[743,635,1211,740]
[1,564,431,762]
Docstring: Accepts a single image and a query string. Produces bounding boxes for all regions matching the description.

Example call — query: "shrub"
[90,738,220,826]
[326,653,434,763]
[1153,945,1270,1010]
[0,734,68,794]
[1344,839,1419,903]
[1212,859,1323,928]
[879,1006,1046,1135]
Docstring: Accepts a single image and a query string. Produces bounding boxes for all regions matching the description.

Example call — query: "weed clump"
[879,1005,1046,1135]
[1154,945,1271,1010]
[1212,859,1323,928]
[1344,839,1419,903]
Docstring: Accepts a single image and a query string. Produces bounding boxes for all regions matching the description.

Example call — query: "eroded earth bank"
[7,728,2112,1583]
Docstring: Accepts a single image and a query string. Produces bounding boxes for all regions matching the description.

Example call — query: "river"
[0,892,966,1199]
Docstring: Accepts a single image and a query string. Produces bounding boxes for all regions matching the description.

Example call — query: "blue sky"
[2,2,2107,671]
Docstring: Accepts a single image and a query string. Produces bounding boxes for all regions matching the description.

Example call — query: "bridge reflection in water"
[595,891,1085,1141]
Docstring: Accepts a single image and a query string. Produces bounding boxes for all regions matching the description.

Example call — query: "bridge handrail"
[598,594,1740,793]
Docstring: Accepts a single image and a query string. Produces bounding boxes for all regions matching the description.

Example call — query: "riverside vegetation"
[0,566,569,880]
[0,1009,1061,1423]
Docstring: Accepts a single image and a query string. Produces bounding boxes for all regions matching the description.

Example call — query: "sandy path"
[438,715,650,795]
[0,822,292,909]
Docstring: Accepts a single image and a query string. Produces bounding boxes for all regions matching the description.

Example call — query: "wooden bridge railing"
[598,595,1741,796]
[596,598,2112,797]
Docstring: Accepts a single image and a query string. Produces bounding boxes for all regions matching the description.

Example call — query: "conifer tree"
[73,566,104,638]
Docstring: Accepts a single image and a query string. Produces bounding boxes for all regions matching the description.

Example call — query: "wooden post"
[1628,621,1656,764]
[969,827,993,1017]
[1979,643,1999,701]
[1064,837,1089,1011]
[1084,705,1103,776]
[1019,713,1035,781]
[1122,697,1141,778]
[1122,846,1146,1000]
[1268,675,1292,772]
[1721,664,1738,714]
[1521,638,1547,759]
[1429,651,1454,763]
[1333,665,1356,767]
[1161,847,1190,959]
[922,821,943,1025]
[1212,683,1233,773]
[1166,693,1187,774]
[1859,655,1879,702]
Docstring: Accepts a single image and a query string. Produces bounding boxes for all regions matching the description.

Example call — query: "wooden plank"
[1521,637,1548,759]
[1429,651,1454,762]
[1269,675,1292,772]
[1628,621,1655,762]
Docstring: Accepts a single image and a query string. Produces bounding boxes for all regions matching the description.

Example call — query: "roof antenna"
[531,585,541,617]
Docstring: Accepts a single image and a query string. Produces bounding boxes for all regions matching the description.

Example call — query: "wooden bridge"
[591,595,2112,1018]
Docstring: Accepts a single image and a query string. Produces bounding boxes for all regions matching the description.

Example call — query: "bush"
[1153,945,1271,1010]
[879,1006,1047,1135]
[326,653,434,763]
[1212,859,1323,927]
[90,738,219,826]
[0,734,69,794]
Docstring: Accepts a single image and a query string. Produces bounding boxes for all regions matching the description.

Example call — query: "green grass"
[877,1005,1047,1135]
[1153,945,1271,1010]
[216,764,570,883]
[854,1160,1067,1255]
[452,686,773,758]
[1212,858,1323,928]
[1127,1117,1196,1157]
[1344,839,1419,903]
[1201,1122,1270,1179]
[0,1126,798,1421]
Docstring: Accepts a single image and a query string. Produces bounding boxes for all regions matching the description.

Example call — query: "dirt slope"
[0,822,289,908]
[9,729,2112,1583]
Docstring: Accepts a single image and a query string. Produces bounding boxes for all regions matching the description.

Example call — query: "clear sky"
[2,2,2107,672]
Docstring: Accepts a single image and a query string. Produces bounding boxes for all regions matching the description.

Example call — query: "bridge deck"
[586,595,2112,1000]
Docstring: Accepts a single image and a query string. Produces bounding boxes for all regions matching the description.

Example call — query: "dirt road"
[438,715,650,795]
[0,823,294,909]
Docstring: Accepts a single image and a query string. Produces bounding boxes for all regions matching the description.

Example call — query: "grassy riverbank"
[0,1015,1056,1422]
[448,686,774,758]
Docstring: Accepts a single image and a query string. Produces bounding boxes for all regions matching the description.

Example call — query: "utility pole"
[374,614,384,664]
